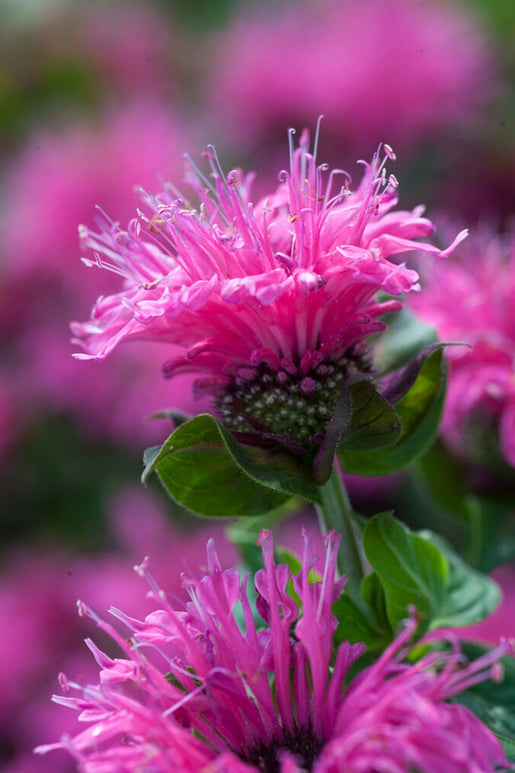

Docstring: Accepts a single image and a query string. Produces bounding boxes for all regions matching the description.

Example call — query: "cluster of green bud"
[216,343,374,449]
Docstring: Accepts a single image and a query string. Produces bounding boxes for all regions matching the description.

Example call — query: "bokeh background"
[1,0,514,769]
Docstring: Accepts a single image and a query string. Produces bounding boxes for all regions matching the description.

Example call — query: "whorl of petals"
[72,129,465,383]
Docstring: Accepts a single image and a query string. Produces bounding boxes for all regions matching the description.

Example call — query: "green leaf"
[333,571,393,652]
[360,571,392,636]
[339,347,446,476]
[363,513,449,631]
[333,594,392,651]
[310,385,353,485]
[421,532,500,630]
[338,377,402,452]
[216,417,320,503]
[363,514,499,636]
[142,414,320,517]
[312,376,402,484]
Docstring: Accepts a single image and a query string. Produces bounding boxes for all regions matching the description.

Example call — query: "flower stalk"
[316,463,366,608]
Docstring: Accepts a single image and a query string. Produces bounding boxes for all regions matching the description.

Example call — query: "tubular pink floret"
[423,631,515,699]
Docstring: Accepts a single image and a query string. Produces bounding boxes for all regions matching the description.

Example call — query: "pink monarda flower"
[74,2,177,98]
[37,531,511,772]
[411,229,515,469]
[72,130,465,451]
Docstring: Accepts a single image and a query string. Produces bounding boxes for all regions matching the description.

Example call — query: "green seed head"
[215,342,375,450]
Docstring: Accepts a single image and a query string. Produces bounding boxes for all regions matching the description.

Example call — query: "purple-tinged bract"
[37,531,512,772]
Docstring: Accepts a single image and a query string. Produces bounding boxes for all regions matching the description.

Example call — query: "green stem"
[315,464,366,608]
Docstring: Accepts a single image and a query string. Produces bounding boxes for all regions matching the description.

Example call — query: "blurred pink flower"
[38,531,510,772]
[14,326,205,446]
[75,2,177,97]
[0,557,95,773]
[411,229,515,468]
[73,131,464,451]
[207,0,496,153]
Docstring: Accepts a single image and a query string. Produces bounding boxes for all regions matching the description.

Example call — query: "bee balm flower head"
[37,531,512,772]
[73,128,465,452]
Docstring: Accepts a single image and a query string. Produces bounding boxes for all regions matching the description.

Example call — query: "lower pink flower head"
[72,128,465,451]
[411,228,515,470]
[37,531,511,772]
